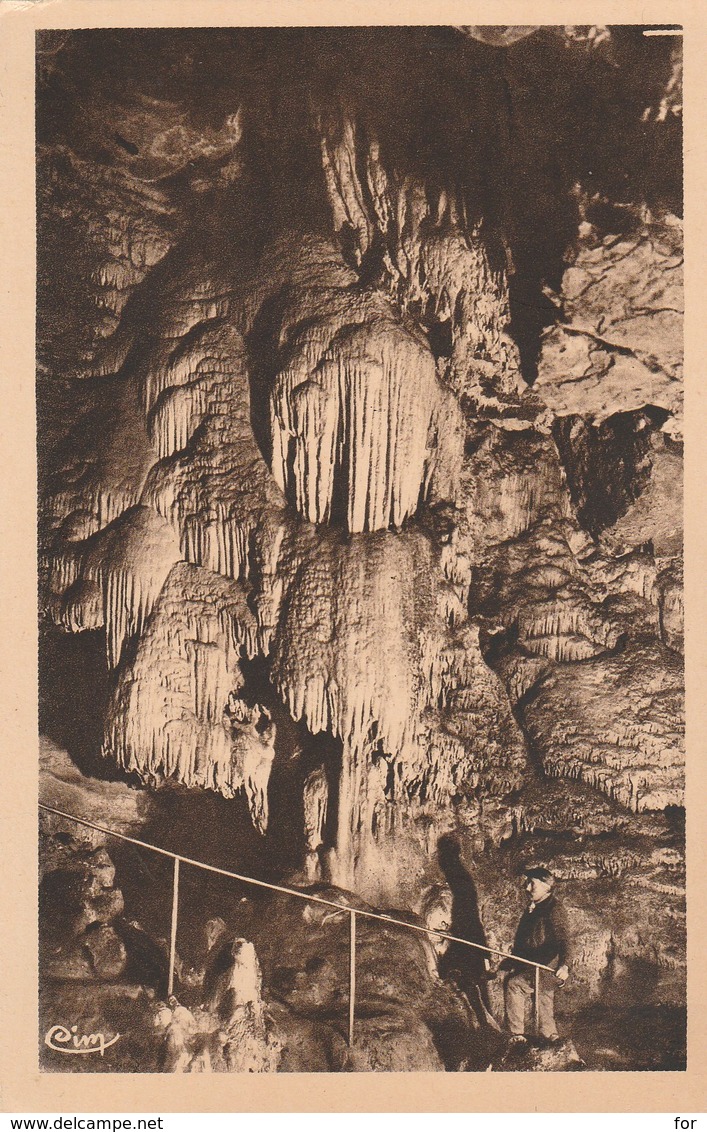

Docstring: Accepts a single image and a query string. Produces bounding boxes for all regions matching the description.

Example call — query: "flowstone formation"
[38,25,684,1047]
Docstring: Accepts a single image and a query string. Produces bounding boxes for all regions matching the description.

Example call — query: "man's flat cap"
[523,866,555,884]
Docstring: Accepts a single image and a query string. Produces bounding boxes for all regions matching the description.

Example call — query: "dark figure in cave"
[500,866,572,1047]
[436,834,497,1029]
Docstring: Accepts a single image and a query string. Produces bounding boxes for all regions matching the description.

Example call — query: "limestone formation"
[317,111,524,412]
[40,833,128,982]
[303,766,329,880]
[103,563,264,824]
[536,210,683,435]
[203,938,281,1072]
[225,699,276,834]
[39,737,153,842]
[525,637,684,811]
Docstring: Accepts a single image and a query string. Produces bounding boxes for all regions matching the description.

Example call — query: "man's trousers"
[504,966,560,1040]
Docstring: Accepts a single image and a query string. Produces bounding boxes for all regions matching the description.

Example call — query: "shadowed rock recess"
[38,27,684,1071]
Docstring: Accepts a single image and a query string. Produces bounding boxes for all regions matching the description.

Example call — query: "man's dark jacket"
[508,893,572,970]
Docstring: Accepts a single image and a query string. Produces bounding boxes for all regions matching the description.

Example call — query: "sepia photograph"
[33,22,685,1079]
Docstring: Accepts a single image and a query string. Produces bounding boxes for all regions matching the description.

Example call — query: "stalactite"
[179,506,252,583]
[318,119,374,264]
[316,112,523,406]
[420,622,529,800]
[48,477,146,544]
[103,562,267,829]
[149,254,233,344]
[46,547,84,595]
[45,376,158,545]
[141,321,290,600]
[516,598,621,662]
[149,380,211,461]
[45,506,180,667]
[87,507,182,669]
[272,530,424,761]
[268,523,527,896]
[142,315,235,417]
[412,225,524,403]
[542,753,682,813]
[270,296,463,533]
[37,31,686,979]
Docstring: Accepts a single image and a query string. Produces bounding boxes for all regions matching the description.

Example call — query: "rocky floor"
[38,783,686,1073]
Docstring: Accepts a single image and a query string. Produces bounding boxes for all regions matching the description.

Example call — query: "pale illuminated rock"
[103,562,265,826]
[536,212,683,434]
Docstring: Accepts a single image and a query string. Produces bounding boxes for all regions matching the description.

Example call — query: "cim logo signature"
[45,1024,121,1057]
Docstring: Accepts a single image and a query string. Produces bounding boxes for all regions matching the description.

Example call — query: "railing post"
[534,963,540,1035]
[168,856,180,998]
[348,910,356,1047]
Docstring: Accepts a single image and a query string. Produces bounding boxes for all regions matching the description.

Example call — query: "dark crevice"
[552,408,670,537]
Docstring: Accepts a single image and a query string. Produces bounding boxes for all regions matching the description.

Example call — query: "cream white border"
[1,0,705,1112]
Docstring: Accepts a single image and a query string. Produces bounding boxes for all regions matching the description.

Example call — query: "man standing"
[502,866,572,1045]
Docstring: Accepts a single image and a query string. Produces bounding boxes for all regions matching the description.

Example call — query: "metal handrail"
[39,801,554,1042]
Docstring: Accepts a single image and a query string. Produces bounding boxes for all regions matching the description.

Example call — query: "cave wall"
[38,25,683,952]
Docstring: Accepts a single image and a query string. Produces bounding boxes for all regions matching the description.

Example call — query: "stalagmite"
[303,766,329,880]
[267,524,527,898]
[225,698,276,834]
[201,938,280,1072]
[419,884,454,962]
[272,529,432,891]
[658,563,683,653]
[153,935,279,1074]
